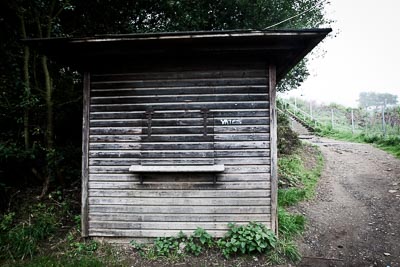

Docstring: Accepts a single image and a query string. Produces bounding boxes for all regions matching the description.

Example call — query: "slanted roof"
[24,29,331,81]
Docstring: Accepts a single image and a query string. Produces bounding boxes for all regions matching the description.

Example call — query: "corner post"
[268,65,278,235]
[81,72,90,237]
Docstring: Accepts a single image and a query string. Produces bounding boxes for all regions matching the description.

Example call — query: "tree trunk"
[40,55,53,198]
[19,15,30,150]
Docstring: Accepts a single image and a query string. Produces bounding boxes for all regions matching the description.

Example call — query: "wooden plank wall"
[86,62,272,238]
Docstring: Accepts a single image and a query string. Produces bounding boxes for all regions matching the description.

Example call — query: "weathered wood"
[91,77,268,89]
[92,69,266,81]
[88,229,227,238]
[89,213,271,222]
[90,94,265,104]
[88,173,271,182]
[269,64,278,234]
[90,127,141,135]
[89,181,270,190]
[88,197,270,206]
[90,110,269,120]
[86,65,273,238]
[89,221,269,230]
[91,86,267,97]
[89,118,269,127]
[81,72,90,237]
[88,189,270,198]
[90,102,269,112]
[88,141,269,151]
[89,133,269,142]
[88,205,271,214]
[129,164,225,173]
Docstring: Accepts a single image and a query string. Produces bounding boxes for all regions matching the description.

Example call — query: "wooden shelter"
[27,29,331,241]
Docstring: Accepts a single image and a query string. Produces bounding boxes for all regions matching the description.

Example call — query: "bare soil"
[297,137,400,267]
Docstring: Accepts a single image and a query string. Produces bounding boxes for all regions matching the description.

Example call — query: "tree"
[358,92,398,109]
[0,0,331,195]
[61,0,331,91]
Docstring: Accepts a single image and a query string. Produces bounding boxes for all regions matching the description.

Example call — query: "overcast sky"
[282,0,400,107]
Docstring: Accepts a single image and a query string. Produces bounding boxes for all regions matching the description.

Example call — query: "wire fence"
[279,97,400,137]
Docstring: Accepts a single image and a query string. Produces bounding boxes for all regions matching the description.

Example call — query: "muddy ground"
[296,136,400,267]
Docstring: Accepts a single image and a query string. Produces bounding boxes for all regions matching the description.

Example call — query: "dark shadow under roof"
[25,29,331,81]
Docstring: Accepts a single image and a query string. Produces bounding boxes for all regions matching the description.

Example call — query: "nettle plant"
[217,222,277,258]
[130,222,278,259]
[131,227,214,258]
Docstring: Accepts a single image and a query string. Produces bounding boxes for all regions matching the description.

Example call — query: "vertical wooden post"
[382,99,387,136]
[309,102,313,120]
[351,109,355,134]
[269,65,278,235]
[81,72,90,237]
[331,109,334,129]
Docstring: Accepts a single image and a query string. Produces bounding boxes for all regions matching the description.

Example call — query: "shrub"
[131,227,215,258]
[278,208,305,239]
[217,222,277,258]
[0,203,59,260]
[277,112,301,155]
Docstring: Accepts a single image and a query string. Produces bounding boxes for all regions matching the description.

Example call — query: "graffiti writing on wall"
[220,119,242,125]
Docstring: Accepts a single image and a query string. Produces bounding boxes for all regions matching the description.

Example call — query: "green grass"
[278,146,324,207]
[278,208,306,239]
[321,128,400,159]
[273,143,324,264]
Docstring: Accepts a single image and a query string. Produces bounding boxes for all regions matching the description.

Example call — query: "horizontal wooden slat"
[88,189,270,198]
[90,118,269,127]
[91,77,267,89]
[88,150,269,158]
[89,157,269,166]
[88,205,270,214]
[88,197,270,206]
[92,70,267,81]
[88,221,269,230]
[88,173,270,182]
[87,229,227,238]
[89,141,269,150]
[91,86,267,97]
[89,165,270,174]
[89,213,270,223]
[90,102,269,112]
[89,133,270,142]
[90,94,265,104]
[88,181,270,190]
[90,110,269,120]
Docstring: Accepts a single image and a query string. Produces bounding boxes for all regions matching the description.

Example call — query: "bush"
[277,112,301,155]
[278,208,305,239]
[131,227,215,258]
[0,203,59,260]
[217,222,277,258]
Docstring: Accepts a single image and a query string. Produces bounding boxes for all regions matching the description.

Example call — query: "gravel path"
[297,137,400,267]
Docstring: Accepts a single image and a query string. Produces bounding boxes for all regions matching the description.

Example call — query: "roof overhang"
[24,29,331,81]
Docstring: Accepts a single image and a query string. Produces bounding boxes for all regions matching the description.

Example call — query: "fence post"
[309,102,313,120]
[331,109,334,129]
[382,99,387,136]
[351,109,355,134]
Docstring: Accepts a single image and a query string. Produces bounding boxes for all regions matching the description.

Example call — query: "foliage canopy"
[0,0,331,194]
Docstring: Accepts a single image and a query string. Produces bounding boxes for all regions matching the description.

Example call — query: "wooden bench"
[129,165,225,184]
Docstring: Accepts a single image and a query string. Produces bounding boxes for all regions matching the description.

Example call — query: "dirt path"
[297,137,400,267]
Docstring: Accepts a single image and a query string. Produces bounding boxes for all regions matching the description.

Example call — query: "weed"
[217,222,277,258]
[278,145,323,207]
[0,203,58,260]
[267,237,301,264]
[278,188,306,206]
[278,208,305,239]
